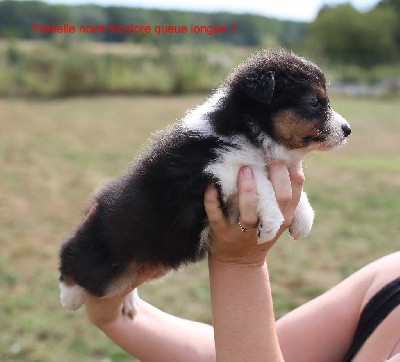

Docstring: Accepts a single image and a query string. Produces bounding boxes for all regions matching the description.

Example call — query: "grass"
[0,94,399,361]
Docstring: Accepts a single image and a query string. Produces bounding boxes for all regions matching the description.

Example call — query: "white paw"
[289,191,315,240]
[122,289,140,319]
[254,173,285,244]
[257,215,284,244]
[60,282,87,311]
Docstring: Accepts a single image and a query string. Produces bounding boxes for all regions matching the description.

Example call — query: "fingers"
[205,163,305,238]
[237,167,259,229]
[288,164,305,210]
[269,162,292,210]
[204,167,259,237]
[204,183,229,234]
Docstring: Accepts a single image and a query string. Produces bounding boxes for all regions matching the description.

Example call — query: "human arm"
[206,163,305,361]
[83,221,215,361]
[206,166,399,362]
[276,252,400,361]
[208,256,282,362]
[86,291,215,361]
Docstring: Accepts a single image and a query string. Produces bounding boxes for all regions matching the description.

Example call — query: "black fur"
[60,126,234,296]
[59,50,330,297]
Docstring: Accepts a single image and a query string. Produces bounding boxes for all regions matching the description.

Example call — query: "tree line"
[0,0,399,67]
[0,0,305,48]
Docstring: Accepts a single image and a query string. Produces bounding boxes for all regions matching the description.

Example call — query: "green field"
[1,94,399,361]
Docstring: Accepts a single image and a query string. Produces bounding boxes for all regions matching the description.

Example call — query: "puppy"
[59,49,351,314]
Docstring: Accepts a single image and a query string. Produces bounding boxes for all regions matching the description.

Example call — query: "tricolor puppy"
[59,50,351,314]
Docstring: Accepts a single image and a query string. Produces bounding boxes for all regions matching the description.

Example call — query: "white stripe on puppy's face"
[324,110,351,148]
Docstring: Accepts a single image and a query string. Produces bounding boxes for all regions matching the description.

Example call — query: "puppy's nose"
[341,124,351,137]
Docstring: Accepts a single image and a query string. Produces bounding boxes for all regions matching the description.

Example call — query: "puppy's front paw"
[289,192,315,240]
[257,214,285,244]
[60,282,87,311]
[122,289,140,319]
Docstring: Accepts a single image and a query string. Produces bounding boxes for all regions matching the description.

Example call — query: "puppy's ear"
[242,71,275,104]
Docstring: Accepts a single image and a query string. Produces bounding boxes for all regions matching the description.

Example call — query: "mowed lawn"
[0,94,399,361]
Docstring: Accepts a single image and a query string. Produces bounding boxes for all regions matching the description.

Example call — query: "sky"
[40,0,381,22]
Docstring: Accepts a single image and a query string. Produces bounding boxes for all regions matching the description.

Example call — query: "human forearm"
[205,164,303,362]
[87,293,215,361]
[86,293,126,327]
[209,256,283,362]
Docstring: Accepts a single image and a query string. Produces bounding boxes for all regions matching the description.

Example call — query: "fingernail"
[241,167,253,179]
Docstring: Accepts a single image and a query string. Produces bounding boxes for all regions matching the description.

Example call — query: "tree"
[377,0,400,51]
[308,4,398,66]
[0,0,72,39]
[378,0,400,12]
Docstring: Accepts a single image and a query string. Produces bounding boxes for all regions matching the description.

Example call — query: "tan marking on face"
[272,110,327,150]
[313,85,327,101]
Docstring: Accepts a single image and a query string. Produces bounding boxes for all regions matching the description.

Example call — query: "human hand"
[204,162,304,266]
[85,264,158,327]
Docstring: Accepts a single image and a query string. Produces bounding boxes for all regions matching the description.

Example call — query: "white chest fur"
[182,88,315,243]
[204,137,315,243]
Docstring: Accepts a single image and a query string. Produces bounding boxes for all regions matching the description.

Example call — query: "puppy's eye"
[303,95,320,109]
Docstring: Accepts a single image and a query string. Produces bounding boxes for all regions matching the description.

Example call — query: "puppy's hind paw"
[60,282,87,311]
[122,289,140,319]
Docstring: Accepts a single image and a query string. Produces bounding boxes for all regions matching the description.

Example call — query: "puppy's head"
[225,49,351,151]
